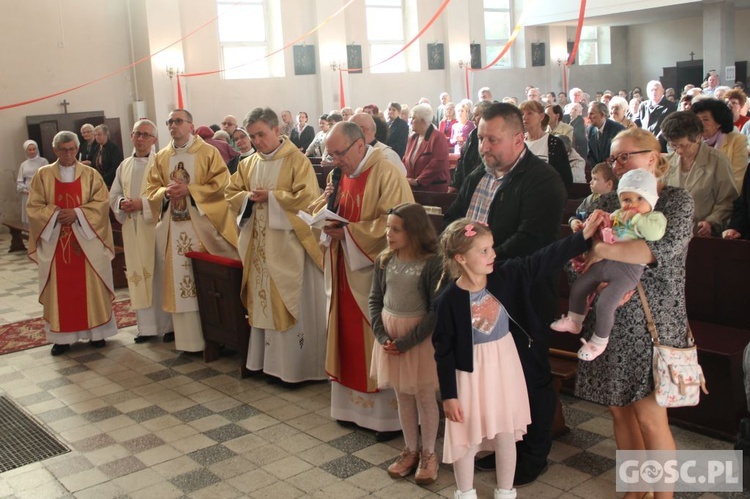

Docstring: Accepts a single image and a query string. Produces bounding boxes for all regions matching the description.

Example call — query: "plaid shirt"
[466,150,526,223]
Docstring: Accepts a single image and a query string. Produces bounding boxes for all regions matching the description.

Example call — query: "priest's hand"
[57,208,77,226]
[121,198,143,213]
[249,189,268,204]
[167,180,189,200]
[322,224,345,241]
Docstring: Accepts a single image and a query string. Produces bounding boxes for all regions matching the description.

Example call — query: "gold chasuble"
[27,162,114,333]
[225,137,322,331]
[310,148,414,393]
[145,135,239,315]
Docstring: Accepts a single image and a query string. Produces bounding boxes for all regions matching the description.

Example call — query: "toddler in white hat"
[551,169,667,361]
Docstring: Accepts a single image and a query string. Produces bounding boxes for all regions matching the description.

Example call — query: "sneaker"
[415,450,438,485]
[387,448,419,478]
[550,315,582,334]
[577,338,606,361]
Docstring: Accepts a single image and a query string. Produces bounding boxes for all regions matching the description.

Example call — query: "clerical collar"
[348,145,375,178]
[258,139,284,160]
[173,134,194,151]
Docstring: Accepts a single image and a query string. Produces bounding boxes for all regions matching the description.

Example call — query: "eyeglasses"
[132,131,155,139]
[166,118,191,126]
[56,146,78,153]
[329,138,361,158]
[667,141,696,152]
[606,150,651,165]
[221,122,236,126]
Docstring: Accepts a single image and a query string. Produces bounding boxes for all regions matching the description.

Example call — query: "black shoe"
[336,419,358,429]
[51,344,70,356]
[90,339,106,348]
[475,452,496,471]
[513,462,549,488]
[133,335,151,344]
[162,332,175,343]
[374,430,401,442]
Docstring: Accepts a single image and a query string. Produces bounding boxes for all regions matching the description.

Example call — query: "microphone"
[327,167,342,212]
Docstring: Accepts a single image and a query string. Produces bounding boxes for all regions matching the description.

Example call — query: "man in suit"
[635,80,677,151]
[386,101,409,158]
[586,101,625,165]
[91,124,124,188]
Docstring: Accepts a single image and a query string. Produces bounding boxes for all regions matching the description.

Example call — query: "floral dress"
[574,186,694,406]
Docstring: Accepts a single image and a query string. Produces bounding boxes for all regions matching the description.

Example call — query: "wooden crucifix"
[60,99,70,113]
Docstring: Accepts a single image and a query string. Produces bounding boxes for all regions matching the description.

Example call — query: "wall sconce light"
[166,66,183,79]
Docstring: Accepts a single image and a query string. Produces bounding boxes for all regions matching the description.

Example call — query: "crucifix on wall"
[60,99,70,113]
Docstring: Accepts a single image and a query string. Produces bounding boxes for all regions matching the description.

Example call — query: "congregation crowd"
[13,69,750,498]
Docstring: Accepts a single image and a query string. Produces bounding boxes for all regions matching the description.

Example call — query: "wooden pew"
[2,219,29,253]
[567,183,590,200]
[412,191,457,215]
[187,252,251,378]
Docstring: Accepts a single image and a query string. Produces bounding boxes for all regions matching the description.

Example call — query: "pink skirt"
[442,333,531,463]
[370,310,439,394]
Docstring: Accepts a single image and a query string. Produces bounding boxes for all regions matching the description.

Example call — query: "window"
[366,0,418,73]
[217,0,283,79]
[577,26,598,65]
[572,26,611,66]
[484,0,512,69]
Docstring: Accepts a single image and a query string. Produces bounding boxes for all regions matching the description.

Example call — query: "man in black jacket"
[444,102,567,487]
[386,102,409,158]
[635,80,677,152]
[92,124,124,188]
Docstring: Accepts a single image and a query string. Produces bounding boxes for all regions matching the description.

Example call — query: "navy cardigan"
[432,232,589,400]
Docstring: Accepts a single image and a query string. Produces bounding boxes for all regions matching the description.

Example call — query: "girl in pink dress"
[433,217,601,499]
[369,203,442,485]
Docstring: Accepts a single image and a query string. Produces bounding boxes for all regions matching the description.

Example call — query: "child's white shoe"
[550,315,582,334]
[494,488,517,499]
[577,338,606,361]
[454,489,478,499]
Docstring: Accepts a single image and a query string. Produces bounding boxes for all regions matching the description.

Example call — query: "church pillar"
[703,0,735,86]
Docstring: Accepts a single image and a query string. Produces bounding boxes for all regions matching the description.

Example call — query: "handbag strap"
[636,282,695,347]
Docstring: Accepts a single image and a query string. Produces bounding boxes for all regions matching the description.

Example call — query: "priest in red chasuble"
[310,121,414,438]
[27,131,117,356]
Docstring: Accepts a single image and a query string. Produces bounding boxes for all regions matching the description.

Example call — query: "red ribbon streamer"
[566,0,587,67]
[177,77,184,109]
[339,70,345,109]
[0,2,242,112]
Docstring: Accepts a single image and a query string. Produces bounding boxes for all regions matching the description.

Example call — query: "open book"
[297,208,349,229]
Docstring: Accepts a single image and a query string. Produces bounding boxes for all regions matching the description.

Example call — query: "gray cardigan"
[368,253,443,352]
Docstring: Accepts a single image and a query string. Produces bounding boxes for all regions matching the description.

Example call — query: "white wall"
[0,0,135,224]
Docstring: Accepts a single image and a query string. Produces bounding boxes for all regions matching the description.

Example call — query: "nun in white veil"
[17,140,49,224]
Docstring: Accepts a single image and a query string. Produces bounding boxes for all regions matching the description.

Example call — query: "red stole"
[52,178,89,332]
[333,167,376,392]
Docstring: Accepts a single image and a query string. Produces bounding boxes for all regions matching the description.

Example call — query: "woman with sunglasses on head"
[571,127,694,499]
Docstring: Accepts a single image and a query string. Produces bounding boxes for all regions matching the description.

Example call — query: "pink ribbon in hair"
[465,224,477,237]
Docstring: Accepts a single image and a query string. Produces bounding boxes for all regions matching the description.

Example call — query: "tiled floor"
[0,230,740,498]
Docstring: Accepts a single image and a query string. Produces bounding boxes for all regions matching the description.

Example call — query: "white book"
[297,208,349,229]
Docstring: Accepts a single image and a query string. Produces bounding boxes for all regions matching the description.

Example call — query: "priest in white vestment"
[145,109,239,353]
[225,107,327,383]
[110,120,173,343]
[27,131,117,356]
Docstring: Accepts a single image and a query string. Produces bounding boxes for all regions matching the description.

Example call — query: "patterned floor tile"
[321,455,372,479]
[169,467,222,493]
[328,431,379,454]
[188,443,238,466]
[172,404,214,422]
[203,423,251,443]
[126,405,169,423]
[562,450,616,476]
